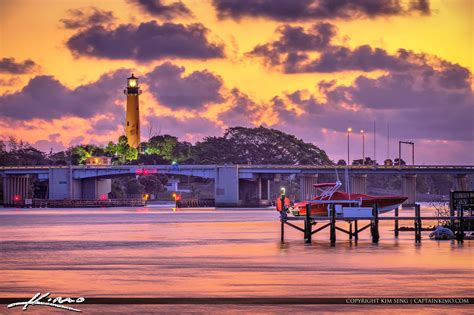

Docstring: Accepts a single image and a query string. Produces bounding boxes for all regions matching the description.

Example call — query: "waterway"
[0,205,472,314]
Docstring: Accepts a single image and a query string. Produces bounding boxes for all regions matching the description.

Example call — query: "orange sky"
[0,0,472,164]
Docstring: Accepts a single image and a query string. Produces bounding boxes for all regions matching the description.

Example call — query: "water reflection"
[0,206,472,313]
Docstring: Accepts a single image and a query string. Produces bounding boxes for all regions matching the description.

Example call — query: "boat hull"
[292,192,407,216]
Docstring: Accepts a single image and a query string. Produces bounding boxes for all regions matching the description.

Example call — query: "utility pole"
[347,128,352,165]
[373,122,376,163]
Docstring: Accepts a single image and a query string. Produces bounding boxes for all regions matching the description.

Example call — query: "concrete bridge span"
[1,165,473,207]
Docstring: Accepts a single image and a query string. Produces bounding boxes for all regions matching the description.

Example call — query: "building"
[124,74,141,149]
[85,156,112,165]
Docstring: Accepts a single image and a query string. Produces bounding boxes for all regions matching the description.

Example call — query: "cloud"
[249,22,470,77]
[213,0,430,21]
[89,112,125,135]
[273,65,473,142]
[0,77,21,86]
[60,7,115,29]
[0,69,129,120]
[289,45,413,73]
[66,21,224,61]
[128,0,192,19]
[250,23,336,66]
[145,115,223,142]
[34,138,66,152]
[145,62,225,109]
[218,88,264,127]
[0,57,38,74]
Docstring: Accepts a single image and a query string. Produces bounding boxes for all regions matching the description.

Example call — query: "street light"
[360,129,365,165]
[347,127,352,165]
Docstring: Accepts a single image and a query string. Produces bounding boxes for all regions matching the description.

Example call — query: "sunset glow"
[0,0,472,164]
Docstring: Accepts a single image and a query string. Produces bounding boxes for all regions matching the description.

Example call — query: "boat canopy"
[313,182,338,188]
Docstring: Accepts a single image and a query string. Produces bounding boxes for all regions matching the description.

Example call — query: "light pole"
[347,127,352,165]
[360,129,365,165]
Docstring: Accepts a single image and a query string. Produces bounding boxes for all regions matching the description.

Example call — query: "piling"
[354,220,359,240]
[349,222,353,240]
[305,203,312,244]
[394,207,399,238]
[280,195,286,243]
[371,204,379,243]
[414,204,421,243]
[457,205,464,243]
[330,204,336,245]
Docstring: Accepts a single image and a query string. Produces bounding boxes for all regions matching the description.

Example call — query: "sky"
[0,0,472,165]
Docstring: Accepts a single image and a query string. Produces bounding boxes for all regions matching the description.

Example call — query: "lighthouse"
[124,74,141,149]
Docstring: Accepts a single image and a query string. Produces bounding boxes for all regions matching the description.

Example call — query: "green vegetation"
[0,126,332,166]
[0,126,470,197]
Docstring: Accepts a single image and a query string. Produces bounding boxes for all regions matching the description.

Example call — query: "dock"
[279,193,474,245]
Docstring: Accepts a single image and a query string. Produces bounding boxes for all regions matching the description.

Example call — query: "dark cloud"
[60,7,115,29]
[249,23,469,77]
[218,88,262,127]
[0,69,129,121]
[289,45,412,73]
[250,23,336,66]
[145,62,225,109]
[34,138,65,152]
[66,21,224,61]
[89,112,125,135]
[145,115,223,141]
[273,64,473,142]
[213,0,430,21]
[0,57,38,74]
[0,77,21,86]
[128,0,192,19]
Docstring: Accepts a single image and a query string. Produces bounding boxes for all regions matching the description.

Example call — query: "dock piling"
[394,207,399,238]
[305,203,312,244]
[457,205,464,243]
[330,204,336,245]
[349,222,353,240]
[280,195,286,243]
[354,220,358,240]
[371,204,379,243]
[414,204,421,243]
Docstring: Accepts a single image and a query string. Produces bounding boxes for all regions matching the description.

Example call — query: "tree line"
[0,126,332,166]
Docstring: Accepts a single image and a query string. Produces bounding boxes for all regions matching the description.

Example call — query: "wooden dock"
[280,201,473,245]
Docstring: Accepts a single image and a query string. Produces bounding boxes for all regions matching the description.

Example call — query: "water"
[0,206,472,314]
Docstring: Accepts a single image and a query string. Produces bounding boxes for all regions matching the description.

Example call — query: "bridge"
[1,165,473,207]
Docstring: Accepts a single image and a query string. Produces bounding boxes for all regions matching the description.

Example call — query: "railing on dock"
[177,198,215,208]
[23,198,145,208]
[279,198,473,245]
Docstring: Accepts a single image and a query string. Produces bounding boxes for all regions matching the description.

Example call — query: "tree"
[394,158,406,166]
[337,159,347,166]
[138,175,164,196]
[3,137,47,166]
[48,151,69,165]
[125,178,145,195]
[105,135,138,165]
[191,126,332,165]
[143,135,192,162]
[351,157,378,166]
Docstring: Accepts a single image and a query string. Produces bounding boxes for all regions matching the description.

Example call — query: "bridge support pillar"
[215,166,239,207]
[455,174,469,191]
[402,174,417,208]
[81,178,111,199]
[299,174,318,201]
[258,178,271,206]
[350,174,367,194]
[2,175,31,206]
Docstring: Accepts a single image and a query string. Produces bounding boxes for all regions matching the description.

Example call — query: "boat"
[279,181,407,216]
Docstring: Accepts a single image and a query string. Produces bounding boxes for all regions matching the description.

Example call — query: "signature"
[7,292,85,312]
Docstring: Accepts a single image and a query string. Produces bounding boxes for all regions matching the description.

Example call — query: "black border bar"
[2,298,473,305]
